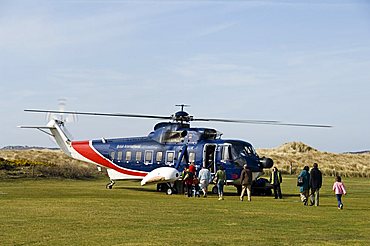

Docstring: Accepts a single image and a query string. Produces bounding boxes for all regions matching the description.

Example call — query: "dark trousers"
[186,184,193,197]
[336,194,343,207]
[273,184,282,199]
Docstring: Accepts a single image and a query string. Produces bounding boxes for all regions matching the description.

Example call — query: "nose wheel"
[106,180,115,189]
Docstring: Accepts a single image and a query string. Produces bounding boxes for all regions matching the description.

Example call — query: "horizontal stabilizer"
[18,125,54,129]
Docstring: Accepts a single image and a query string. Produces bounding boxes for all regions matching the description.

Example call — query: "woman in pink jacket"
[333,176,347,209]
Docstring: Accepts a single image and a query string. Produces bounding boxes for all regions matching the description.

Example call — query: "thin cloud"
[193,21,238,38]
[170,54,271,87]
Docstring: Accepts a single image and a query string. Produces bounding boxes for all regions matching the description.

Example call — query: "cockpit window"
[244,146,256,156]
[231,143,256,158]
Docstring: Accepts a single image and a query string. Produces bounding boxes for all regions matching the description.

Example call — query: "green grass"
[1,176,369,246]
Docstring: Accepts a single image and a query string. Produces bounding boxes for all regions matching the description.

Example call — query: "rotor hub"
[172,111,193,123]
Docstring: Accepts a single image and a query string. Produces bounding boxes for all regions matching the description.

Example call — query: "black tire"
[211,186,218,194]
[166,188,173,195]
[156,184,161,192]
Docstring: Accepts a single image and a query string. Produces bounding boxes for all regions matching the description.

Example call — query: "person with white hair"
[198,164,211,197]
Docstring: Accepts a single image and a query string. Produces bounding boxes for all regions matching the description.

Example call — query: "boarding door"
[203,144,217,175]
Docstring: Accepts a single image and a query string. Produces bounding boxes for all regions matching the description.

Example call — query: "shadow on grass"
[115,186,160,193]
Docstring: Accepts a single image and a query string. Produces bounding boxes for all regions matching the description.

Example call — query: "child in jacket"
[332,176,347,209]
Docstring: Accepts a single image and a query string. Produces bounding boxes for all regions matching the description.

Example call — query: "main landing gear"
[157,182,178,195]
[106,180,115,189]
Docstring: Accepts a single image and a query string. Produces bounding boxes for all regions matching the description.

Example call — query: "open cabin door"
[203,144,217,175]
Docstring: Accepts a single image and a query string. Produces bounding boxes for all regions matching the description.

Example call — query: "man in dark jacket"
[309,163,322,206]
[240,164,252,201]
[269,166,283,199]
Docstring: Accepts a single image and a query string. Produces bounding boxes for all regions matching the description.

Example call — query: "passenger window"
[110,151,115,160]
[144,151,153,165]
[135,151,142,162]
[125,151,132,162]
[166,151,175,166]
[156,152,163,163]
[117,151,123,161]
[222,145,231,162]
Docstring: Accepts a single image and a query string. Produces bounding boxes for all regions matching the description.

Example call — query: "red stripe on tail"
[71,140,146,177]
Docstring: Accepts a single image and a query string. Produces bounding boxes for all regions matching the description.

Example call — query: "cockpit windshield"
[230,142,257,159]
[222,141,258,167]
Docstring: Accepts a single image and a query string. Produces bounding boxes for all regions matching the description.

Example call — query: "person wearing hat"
[240,164,252,201]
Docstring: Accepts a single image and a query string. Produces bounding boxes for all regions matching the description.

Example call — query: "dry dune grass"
[258,142,370,177]
[0,149,101,179]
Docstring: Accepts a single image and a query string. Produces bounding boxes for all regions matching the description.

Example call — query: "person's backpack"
[297,176,304,186]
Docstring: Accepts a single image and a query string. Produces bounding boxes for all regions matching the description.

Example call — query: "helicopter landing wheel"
[166,188,173,195]
[211,185,218,194]
[106,180,115,189]
[165,182,177,195]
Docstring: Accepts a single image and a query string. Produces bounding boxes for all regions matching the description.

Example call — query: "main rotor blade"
[194,118,332,128]
[24,109,172,120]
[268,122,332,128]
[25,109,332,128]
[194,118,280,124]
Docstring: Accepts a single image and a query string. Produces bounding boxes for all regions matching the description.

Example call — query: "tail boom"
[71,140,147,179]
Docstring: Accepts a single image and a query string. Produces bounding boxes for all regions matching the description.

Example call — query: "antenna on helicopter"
[173,104,193,124]
[175,104,190,112]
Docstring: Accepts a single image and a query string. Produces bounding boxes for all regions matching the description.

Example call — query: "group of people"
[182,162,198,197]
[182,162,227,200]
[297,163,323,206]
[182,162,347,209]
[297,163,347,209]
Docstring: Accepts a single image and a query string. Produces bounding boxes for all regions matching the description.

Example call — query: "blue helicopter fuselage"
[81,122,267,182]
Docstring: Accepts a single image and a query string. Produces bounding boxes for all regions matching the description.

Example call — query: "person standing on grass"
[240,164,252,201]
[215,165,226,200]
[309,163,322,206]
[183,167,194,197]
[298,166,310,205]
[198,164,211,197]
[269,166,283,199]
[333,176,347,209]
[189,162,196,175]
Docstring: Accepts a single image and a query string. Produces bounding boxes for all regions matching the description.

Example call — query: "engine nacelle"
[260,157,274,169]
[141,167,180,186]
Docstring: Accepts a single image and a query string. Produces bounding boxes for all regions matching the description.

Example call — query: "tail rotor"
[46,98,78,124]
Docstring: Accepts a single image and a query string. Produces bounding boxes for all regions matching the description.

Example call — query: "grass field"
[1,176,369,246]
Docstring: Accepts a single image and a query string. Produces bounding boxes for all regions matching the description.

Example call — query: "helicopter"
[20,104,331,195]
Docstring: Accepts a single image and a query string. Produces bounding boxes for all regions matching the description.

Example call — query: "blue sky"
[1,0,369,153]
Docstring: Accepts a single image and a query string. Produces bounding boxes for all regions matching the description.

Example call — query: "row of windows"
[109,150,196,165]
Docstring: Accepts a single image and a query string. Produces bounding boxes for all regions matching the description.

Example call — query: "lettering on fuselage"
[116,144,141,149]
